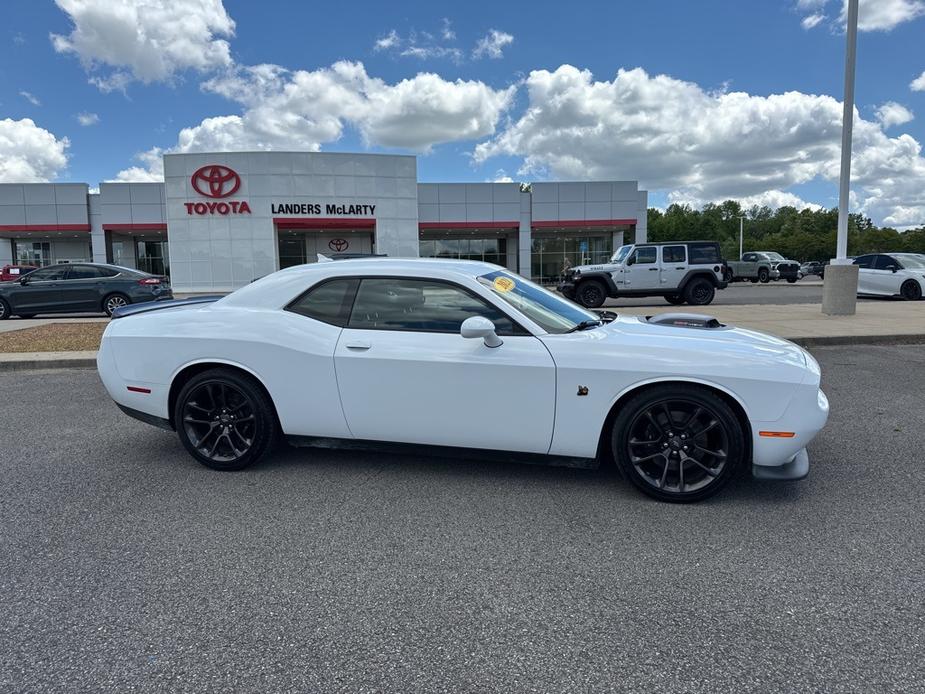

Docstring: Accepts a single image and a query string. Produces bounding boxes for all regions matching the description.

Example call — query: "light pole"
[822,0,860,315]
[737,216,745,259]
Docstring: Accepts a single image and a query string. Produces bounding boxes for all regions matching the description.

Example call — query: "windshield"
[895,254,925,269]
[477,270,600,334]
[610,245,632,264]
[761,252,785,261]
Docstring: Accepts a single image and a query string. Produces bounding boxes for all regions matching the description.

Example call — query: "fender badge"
[577,386,589,396]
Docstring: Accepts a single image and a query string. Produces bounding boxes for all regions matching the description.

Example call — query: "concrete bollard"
[821,263,860,316]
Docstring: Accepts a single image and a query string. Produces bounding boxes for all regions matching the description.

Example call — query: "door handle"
[648,268,659,271]
[675,266,686,270]
[344,341,371,351]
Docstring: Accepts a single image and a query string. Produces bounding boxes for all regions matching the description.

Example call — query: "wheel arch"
[595,377,754,465]
[677,270,722,291]
[167,359,281,431]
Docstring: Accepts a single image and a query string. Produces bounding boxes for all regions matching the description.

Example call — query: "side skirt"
[285,435,600,470]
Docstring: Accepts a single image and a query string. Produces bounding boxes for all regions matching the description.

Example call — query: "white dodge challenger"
[97,258,829,502]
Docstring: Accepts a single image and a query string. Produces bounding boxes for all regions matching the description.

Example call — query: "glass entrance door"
[136,239,170,276]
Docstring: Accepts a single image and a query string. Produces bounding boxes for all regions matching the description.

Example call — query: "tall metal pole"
[739,216,744,259]
[822,0,860,315]
[836,0,858,260]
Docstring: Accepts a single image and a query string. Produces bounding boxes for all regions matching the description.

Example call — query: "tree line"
[646,201,925,262]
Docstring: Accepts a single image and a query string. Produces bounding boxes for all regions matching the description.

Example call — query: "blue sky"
[2,0,925,227]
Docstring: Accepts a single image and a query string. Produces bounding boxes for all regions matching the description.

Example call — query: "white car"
[852,253,925,300]
[97,259,829,502]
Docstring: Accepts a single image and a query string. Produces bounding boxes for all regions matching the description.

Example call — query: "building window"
[14,241,51,267]
[418,237,507,267]
[530,235,612,285]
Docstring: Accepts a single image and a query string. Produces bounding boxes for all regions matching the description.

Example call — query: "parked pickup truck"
[725,251,801,283]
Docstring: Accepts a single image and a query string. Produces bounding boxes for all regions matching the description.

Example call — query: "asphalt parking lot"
[2,344,923,693]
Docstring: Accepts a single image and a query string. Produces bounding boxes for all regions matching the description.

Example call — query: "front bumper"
[557,281,576,298]
[752,448,809,481]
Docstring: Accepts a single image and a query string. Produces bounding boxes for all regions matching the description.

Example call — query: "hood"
[570,261,617,273]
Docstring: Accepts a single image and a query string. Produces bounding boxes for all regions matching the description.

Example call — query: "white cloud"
[875,101,914,128]
[441,18,456,41]
[472,30,514,59]
[112,147,164,182]
[373,24,463,62]
[0,118,69,182]
[374,29,400,51]
[488,169,514,183]
[797,0,827,9]
[75,111,100,126]
[475,65,925,227]
[19,91,41,106]
[844,0,925,31]
[50,0,235,90]
[115,61,516,180]
[911,71,925,91]
[801,13,826,29]
[671,189,823,212]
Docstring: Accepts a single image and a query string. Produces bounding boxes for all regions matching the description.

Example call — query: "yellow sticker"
[493,276,516,292]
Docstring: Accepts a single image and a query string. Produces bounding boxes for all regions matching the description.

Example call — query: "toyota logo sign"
[191,165,241,199]
[328,239,349,252]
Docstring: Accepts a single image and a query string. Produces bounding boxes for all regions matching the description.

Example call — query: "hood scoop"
[645,313,726,329]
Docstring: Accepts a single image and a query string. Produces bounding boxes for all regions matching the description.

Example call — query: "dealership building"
[0,151,647,292]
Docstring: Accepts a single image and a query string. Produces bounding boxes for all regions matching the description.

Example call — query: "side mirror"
[19,276,29,285]
[461,316,503,348]
[625,255,635,266]
[889,265,899,273]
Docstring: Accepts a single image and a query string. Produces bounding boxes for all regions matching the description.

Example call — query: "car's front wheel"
[174,368,278,471]
[611,384,745,502]
[901,280,923,301]
[684,278,715,305]
[576,280,607,308]
[103,293,130,317]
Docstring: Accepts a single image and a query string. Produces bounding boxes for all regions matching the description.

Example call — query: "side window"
[690,243,721,264]
[28,266,69,281]
[348,278,517,335]
[96,267,119,277]
[742,253,756,262]
[662,246,686,263]
[631,247,658,265]
[287,279,359,326]
[853,255,874,269]
[873,255,897,270]
[66,265,102,280]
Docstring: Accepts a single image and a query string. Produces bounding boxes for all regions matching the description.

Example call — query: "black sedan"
[0,263,172,320]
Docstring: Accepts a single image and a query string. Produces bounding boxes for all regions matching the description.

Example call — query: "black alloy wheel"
[758,268,770,283]
[0,298,10,321]
[103,293,130,317]
[901,280,923,301]
[664,295,686,305]
[612,384,744,502]
[577,280,607,308]
[684,278,715,306]
[174,368,278,471]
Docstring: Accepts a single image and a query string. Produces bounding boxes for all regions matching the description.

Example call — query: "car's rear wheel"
[174,368,278,471]
[0,298,10,321]
[684,278,715,305]
[576,280,607,308]
[103,293,130,317]
[901,280,923,301]
[664,295,686,305]
[758,268,770,283]
[611,384,745,502]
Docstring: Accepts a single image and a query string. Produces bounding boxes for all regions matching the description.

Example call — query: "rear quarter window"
[689,243,720,264]
[287,278,359,326]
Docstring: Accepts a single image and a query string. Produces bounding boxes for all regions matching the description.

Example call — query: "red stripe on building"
[0,224,91,232]
[274,217,376,229]
[103,224,168,231]
[418,221,519,230]
[531,219,636,228]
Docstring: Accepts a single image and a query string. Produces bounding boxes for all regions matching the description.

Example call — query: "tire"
[664,295,686,305]
[611,384,745,503]
[174,368,278,471]
[787,278,797,284]
[684,278,715,306]
[0,298,10,321]
[758,268,770,283]
[103,293,130,317]
[576,280,607,309]
[723,269,734,283]
[900,280,923,301]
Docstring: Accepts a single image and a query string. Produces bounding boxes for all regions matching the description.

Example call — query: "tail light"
[137,278,161,285]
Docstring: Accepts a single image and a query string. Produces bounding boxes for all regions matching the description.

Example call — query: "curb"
[2,334,924,372]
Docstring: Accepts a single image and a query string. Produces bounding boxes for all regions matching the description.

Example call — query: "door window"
[27,266,69,281]
[66,265,104,280]
[348,278,517,334]
[287,279,359,326]
[853,255,875,269]
[662,246,686,263]
[873,255,898,270]
[742,253,756,262]
[630,247,657,265]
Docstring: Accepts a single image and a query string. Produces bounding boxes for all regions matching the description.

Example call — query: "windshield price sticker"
[493,277,516,292]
